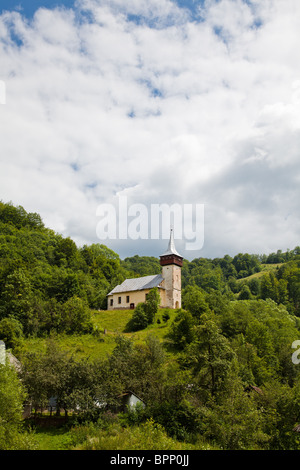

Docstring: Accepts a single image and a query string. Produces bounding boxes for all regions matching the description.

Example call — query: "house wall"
[126,394,145,409]
[108,287,168,310]
[107,260,182,311]
[108,288,164,310]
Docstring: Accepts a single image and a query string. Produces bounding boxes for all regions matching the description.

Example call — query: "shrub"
[75,419,194,450]
[125,303,148,331]
[0,317,24,348]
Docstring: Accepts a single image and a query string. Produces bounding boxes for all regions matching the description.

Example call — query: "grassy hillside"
[237,263,284,281]
[2,201,300,451]
[16,308,178,361]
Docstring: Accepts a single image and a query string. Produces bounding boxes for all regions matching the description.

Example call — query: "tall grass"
[71,419,213,450]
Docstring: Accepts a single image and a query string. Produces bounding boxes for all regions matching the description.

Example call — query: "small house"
[118,390,145,412]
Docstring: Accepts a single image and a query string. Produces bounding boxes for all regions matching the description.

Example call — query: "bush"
[144,288,160,324]
[146,401,200,441]
[162,309,171,322]
[0,363,36,450]
[125,303,148,332]
[125,288,160,332]
[75,418,194,450]
[0,317,24,348]
[167,309,195,350]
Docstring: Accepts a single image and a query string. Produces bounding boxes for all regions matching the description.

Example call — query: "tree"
[60,296,93,334]
[182,285,210,318]
[162,309,171,323]
[201,369,268,449]
[144,287,160,324]
[126,288,160,332]
[168,309,195,350]
[0,362,35,449]
[0,317,24,349]
[54,236,78,267]
[248,277,260,296]
[125,303,149,332]
[21,340,70,415]
[239,284,252,300]
[21,339,101,418]
[183,314,235,397]
[0,268,33,333]
[260,272,279,302]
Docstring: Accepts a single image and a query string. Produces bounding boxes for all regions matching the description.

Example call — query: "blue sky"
[0,1,75,17]
[0,0,202,18]
[1,0,300,260]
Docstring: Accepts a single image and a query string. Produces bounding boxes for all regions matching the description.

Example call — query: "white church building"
[107,229,183,310]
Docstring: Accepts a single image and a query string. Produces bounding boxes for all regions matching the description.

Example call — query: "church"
[107,229,183,310]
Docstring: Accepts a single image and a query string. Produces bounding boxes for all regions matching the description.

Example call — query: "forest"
[1,200,300,451]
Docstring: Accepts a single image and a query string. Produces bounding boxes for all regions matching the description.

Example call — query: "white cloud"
[0,0,300,259]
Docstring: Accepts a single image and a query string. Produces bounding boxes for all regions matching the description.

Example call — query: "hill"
[237,263,284,281]
[2,201,300,451]
[17,307,179,362]
[1,200,300,343]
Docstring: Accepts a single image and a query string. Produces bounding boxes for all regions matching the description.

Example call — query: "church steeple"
[159,228,182,309]
[160,228,183,267]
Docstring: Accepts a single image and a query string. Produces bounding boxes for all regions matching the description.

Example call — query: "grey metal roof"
[107,274,164,295]
[160,228,182,258]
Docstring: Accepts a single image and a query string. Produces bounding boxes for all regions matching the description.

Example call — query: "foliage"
[182,314,236,398]
[0,201,129,337]
[125,288,160,332]
[0,362,36,450]
[200,369,269,450]
[182,285,211,318]
[2,201,300,450]
[121,255,161,277]
[167,309,195,350]
[74,418,200,450]
[144,400,201,441]
[125,303,149,332]
[144,287,160,323]
[0,317,24,348]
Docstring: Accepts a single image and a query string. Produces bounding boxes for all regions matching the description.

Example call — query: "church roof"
[107,274,164,295]
[160,228,182,258]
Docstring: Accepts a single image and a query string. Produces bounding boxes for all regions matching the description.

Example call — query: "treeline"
[0,202,130,340]
[124,251,300,317]
[2,201,300,450]
[1,200,300,346]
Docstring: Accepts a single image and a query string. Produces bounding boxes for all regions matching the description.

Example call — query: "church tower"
[160,228,183,309]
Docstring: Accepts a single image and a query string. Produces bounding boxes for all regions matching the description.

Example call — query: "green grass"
[33,426,74,450]
[32,419,217,451]
[19,309,180,450]
[17,308,178,361]
[237,263,284,282]
[92,308,134,333]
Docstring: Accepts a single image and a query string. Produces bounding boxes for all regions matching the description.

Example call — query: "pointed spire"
[160,228,182,258]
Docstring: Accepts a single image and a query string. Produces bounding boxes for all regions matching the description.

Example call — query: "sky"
[0,0,300,261]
